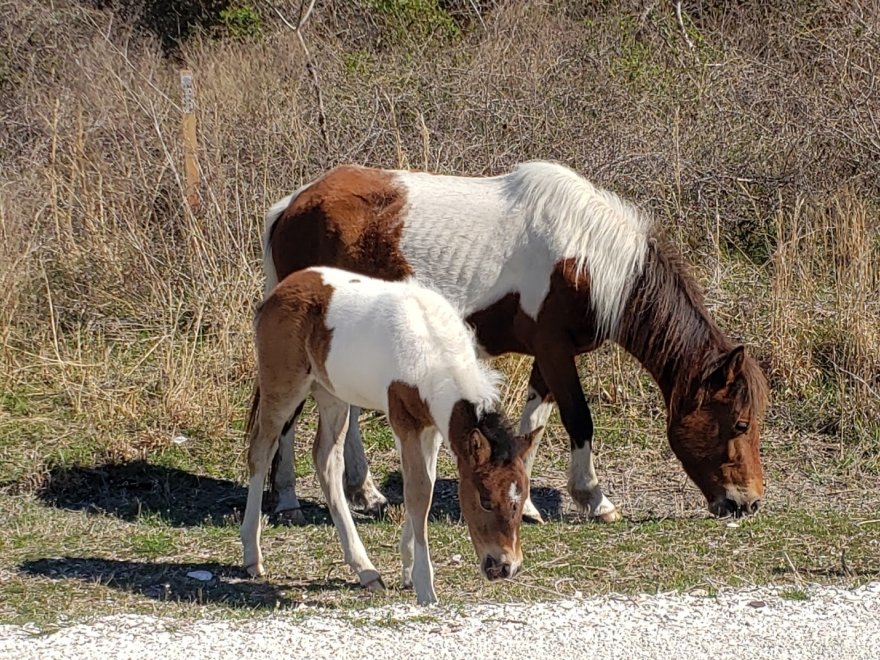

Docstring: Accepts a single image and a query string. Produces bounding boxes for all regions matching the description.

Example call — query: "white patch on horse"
[394,161,650,337]
[319,267,501,430]
[508,482,521,507]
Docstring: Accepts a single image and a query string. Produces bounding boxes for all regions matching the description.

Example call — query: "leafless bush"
[1,0,877,471]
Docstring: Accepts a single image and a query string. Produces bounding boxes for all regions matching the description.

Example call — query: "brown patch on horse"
[256,269,336,386]
[465,259,605,360]
[387,381,435,438]
[270,165,413,283]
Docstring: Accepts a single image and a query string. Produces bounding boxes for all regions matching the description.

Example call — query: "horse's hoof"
[569,487,620,522]
[595,508,621,523]
[522,500,545,524]
[362,576,386,592]
[346,487,388,517]
[245,562,264,578]
[275,507,306,526]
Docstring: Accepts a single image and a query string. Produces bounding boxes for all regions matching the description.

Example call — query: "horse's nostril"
[748,499,761,514]
[499,563,511,579]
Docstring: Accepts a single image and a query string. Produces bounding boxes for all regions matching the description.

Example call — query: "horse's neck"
[615,241,729,407]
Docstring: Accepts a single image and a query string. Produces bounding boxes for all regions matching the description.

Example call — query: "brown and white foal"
[242,266,535,604]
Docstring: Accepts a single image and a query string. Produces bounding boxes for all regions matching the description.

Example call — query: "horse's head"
[667,346,768,517]
[450,414,537,581]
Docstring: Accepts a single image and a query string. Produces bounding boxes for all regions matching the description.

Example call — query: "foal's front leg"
[312,387,383,590]
[398,428,442,605]
[533,351,620,522]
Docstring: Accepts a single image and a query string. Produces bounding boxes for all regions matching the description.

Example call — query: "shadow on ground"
[29,461,564,528]
[33,461,248,527]
[18,556,353,609]
[380,471,563,522]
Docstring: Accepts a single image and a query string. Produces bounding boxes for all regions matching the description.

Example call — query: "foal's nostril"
[482,556,511,581]
[747,499,761,514]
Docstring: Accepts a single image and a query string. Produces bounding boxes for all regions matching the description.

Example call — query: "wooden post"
[180,69,200,213]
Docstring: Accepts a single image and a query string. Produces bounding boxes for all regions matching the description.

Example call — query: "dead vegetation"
[0,0,878,624]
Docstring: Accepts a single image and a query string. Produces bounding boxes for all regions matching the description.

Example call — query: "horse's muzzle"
[710,497,761,517]
[482,555,516,581]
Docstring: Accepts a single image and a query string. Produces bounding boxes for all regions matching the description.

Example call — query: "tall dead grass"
[1,0,878,483]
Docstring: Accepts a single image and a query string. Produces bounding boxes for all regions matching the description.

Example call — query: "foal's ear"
[704,345,745,394]
[516,426,543,458]
[467,429,493,466]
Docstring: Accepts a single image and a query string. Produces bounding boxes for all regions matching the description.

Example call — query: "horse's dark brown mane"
[618,229,768,418]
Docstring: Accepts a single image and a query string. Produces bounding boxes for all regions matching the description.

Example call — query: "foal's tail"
[246,383,261,436]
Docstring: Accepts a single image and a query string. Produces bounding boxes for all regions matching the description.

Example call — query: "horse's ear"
[467,429,493,466]
[516,426,543,458]
[705,345,745,394]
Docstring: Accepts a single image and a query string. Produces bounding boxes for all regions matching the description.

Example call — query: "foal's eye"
[734,421,750,434]
[479,495,494,512]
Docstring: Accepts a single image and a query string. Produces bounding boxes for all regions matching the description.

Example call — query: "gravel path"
[2,583,878,659]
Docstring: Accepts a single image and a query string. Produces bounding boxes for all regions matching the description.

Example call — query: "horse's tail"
[261,182,313,298]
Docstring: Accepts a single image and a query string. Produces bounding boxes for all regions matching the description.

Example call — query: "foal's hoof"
[275,507,306,526]
[245,562,265,578]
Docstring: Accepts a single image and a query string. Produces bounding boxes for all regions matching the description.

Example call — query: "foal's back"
[259,267,492,416]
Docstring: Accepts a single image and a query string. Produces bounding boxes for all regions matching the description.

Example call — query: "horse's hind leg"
[270,401,306,525]
[312,387,383,590]
[343,405,388,515]
[517,361,555,523]
[241,386,309,576]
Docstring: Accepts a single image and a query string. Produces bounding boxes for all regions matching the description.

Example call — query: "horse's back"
[295,267,474,411]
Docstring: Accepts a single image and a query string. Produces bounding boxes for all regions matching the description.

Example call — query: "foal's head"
[450,410,537,581]
[667,346,768,517]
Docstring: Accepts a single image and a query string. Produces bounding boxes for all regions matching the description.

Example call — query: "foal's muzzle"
[482,555,516,581]
[710,497,761,518]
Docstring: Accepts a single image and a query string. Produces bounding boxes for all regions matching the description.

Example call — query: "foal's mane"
[475,411,519,465]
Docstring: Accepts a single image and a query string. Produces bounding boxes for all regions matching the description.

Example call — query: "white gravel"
[2,582,878,659]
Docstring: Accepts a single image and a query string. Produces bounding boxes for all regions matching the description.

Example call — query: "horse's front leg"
[534,349,621,522]
[342,405,388,516]
[398,427,441,605]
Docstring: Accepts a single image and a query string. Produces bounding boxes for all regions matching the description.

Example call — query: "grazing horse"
[242,266,536,604]
[259,161,769,523]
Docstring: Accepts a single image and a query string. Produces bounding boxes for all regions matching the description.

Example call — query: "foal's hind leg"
[312,387,383,590]
[242,387,309,576]
[342,405,388,516]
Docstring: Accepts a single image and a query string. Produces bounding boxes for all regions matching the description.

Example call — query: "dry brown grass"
[0,0,878,625]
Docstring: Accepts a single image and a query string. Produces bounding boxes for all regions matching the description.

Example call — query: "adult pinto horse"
[256,161,768,523]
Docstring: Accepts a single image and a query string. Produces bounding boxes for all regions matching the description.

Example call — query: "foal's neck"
[615,237,732,407]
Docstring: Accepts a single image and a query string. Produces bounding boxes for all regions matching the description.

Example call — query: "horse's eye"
[479,495,494,512]
[734,421,749,434]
